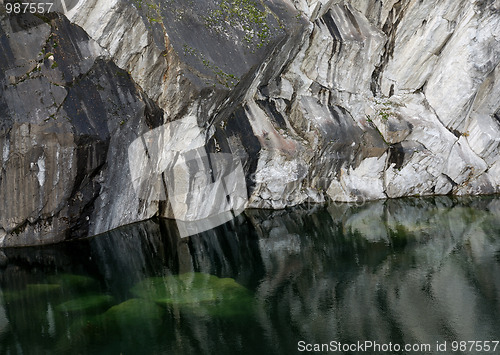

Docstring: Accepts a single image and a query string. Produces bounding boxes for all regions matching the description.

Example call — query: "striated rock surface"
[0,0,499,245]
[0,10,164,245]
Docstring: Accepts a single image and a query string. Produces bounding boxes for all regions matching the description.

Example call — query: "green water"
[0,196,499,354]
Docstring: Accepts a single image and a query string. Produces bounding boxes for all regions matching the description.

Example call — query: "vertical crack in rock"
[494,109,500,125]
[322,9,343,43]
[370,0,408,96]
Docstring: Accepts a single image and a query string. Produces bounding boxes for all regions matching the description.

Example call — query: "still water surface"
[0,196,499,354]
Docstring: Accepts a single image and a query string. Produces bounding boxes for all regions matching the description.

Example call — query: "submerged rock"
[131,272,255,317]
[0,0,499,245]
[3,284,61,303]
[103,298,164,327]
[47,274,99,291]
[57,298,164,351]
[56,294,115,314]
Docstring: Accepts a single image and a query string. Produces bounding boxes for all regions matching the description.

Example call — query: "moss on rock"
[131,272,255,318]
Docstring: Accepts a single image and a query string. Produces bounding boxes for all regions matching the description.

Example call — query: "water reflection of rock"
[246,197,500,351]
[0,197,499,353]
[87,216,265,296]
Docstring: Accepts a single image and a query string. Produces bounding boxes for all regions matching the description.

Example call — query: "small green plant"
[183,44,240,88]
[379,110,389,120]
[204,0,272,50]
[44,114,57,122]
[133,0,163,25]
[374,98,401,121]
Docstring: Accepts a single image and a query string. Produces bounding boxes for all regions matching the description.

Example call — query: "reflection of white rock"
[344,201,389,242]
[251,198,500,348]
[175,211,237,239]
[128,117,248,237]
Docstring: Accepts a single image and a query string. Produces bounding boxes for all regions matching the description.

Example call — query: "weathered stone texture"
[0,0,499,245]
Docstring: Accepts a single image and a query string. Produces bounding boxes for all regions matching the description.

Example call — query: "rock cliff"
[0,0,499,246]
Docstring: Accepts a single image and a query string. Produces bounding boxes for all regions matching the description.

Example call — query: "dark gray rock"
[0,12,163,246]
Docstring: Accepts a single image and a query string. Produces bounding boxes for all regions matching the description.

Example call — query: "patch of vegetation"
[44,113,57,122]
[379,109,389,120]
[375,99,392,120]
[34,13,52,24]
[56,294,115,314]
[374,98,404,121]
[183,44,240,88]
[60,298,164,349]
[132,0,163,24]
[47,274,99,292]
[12,31,61,85]
[204,0,272,50]
[3,284,61,303]
[131,272,255,318]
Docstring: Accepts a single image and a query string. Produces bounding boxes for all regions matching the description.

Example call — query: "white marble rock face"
[0,0,499,245]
